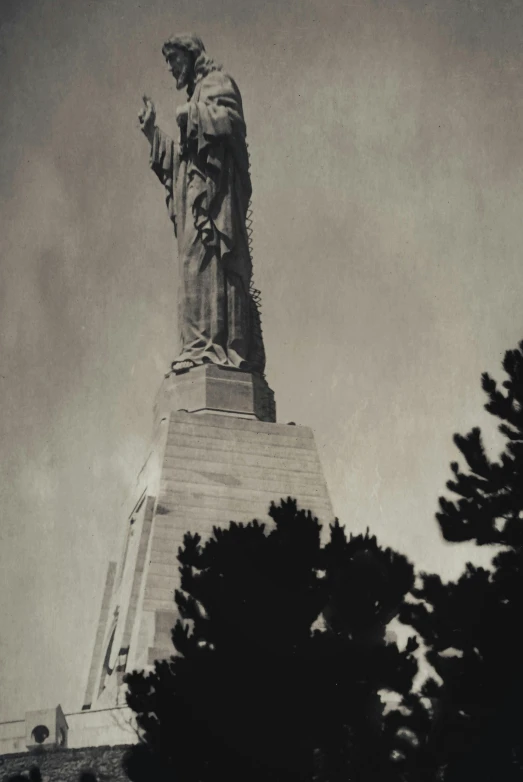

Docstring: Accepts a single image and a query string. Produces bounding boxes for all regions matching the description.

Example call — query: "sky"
[1,0,523,721]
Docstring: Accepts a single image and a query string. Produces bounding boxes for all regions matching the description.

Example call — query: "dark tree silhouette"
[437,340,523,548]
[125,499,326,782]
[404,340,523,780]
[317,523,424,782]
[124,500,421,782]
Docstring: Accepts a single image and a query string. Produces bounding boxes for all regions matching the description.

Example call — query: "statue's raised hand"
[138,95,156,143]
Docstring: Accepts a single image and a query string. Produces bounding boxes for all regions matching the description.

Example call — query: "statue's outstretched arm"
[138,95,157,144]
[139,97,177,227]
[138,95,175,187]
[149,126,176,187]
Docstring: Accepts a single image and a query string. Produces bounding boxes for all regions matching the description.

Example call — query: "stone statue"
[138,34,265,376]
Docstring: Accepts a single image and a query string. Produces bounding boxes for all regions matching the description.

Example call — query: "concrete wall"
[0,744,129,782]
[0,721,26,757]
[0,709,136,757]
[66,709,136,750]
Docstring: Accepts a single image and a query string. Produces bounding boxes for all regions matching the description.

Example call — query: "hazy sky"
[1,0,523,721]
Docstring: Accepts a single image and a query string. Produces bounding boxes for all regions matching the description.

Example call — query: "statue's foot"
[171,359,197,375]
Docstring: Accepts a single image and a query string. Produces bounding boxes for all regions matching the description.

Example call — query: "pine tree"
[124,501,422,782]
[124,499,326,782]
[404,560,523,780]
[437,340,523,548]
[405,340,523,780]
[317,523,423,782]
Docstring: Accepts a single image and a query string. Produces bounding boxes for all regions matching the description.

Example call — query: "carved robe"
[150,68,265,374]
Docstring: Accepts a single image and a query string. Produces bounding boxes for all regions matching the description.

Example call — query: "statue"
[138,34,265,376]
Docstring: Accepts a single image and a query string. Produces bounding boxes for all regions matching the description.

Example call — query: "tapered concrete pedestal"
[82,369,333,714]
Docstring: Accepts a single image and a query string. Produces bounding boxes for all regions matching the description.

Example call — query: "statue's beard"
[176,63,192,91]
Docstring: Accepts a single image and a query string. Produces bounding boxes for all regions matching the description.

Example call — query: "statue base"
[154,364,276,424]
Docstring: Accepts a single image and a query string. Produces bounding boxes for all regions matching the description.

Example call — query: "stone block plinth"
[25,706,68,750]
[154,364,276,424]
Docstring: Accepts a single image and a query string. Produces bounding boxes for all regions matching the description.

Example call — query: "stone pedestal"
[154,365,276,424]
[82,377,333,715]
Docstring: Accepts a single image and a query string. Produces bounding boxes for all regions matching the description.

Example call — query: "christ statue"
[138,34,265,376]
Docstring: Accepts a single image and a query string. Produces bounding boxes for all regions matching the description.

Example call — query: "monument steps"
[154,610,178,630]
[155,493,291,516]
[145,573,179,592]
[142,597,175,613]
[161,452,323,475]
[150,537,181,555]
[148,562,183,578]
[164,434,322,458]
[145,586,178,603]
[151,504,327,527]
[167,413,308,438]
[147,548,181,566]
[166,427,316,450]
[159,471,328,496]
[152,630,177,649]
[157,483,329,507]
[147,647,175,665]
[163,434,317,458]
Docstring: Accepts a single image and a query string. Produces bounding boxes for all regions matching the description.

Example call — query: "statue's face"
[166,48,193,90]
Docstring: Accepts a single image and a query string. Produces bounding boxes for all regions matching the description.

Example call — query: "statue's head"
[162,34,218,92]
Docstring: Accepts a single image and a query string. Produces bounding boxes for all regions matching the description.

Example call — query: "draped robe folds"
[150,68,265,374]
